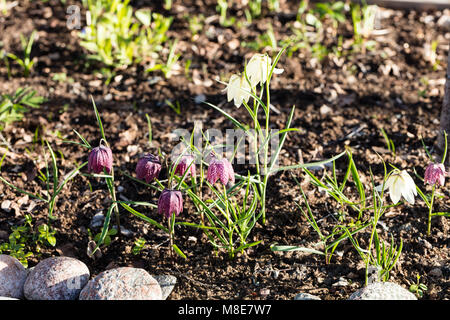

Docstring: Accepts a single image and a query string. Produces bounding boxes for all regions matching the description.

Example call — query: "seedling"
[6,31,36,77]
[351,2,378,52]
[314,1,346,30]
[380,128,396,157]
[0,214,56,267]
[146,39,180,79]
[164,99,181,115]
[409,274,427,298]
[216,0,235,27]
[0,87,44,131]
[186,14,204,39]
[132,238,147,255]
[94,227,117,247]
[79,0,172,68]
[0,140,86,220]
[163,0,172,10]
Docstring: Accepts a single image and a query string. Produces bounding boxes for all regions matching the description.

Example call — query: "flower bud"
[158,189,183,219]
[424,162,446,186]
[174,154,196,177]
[136,154,162,183]
[88,145,113,174]
[207,156,235,186]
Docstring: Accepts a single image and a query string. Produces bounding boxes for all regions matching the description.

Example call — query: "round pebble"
[429,268,443,278]
[79,267,162,300]
[0,255,28,299]
[24,256,90,300]
[154,274,177,300]
[89,212,105,228]
[348,282,417,300]
[294,292,321,300]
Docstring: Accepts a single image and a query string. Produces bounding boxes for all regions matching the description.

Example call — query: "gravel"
[23,256,90,300]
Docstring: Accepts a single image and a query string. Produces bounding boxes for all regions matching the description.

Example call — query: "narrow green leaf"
[93,203,115,253]
[120,203,168,233]
[270,244,325,255]
[271,150,346,173]
[172,244,187,259]
[91,96,107,143]
[0,176,46,201]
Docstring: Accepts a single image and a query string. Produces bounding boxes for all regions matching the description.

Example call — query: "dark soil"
[0,0,449,300]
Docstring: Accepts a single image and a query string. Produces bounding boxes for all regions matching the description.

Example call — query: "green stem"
[247,98,264,224]
[440,131,447,164]
[364,218,377,286]
[261,77,271,224]
[199,159,205,227]
[168,215,174,256]
[223,185,231,257]
[260,174,268,224]
[365,202,384,285]
[427,185,436,236]
[110,182,121,234]
[107,167,121,235]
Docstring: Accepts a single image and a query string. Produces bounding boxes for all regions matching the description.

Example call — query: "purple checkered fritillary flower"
[158,189,183,219]
[136,154,162,183]
[207,156,235,186]
[88,145,113,174]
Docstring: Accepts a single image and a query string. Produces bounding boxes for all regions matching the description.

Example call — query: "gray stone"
[332,277,349,287]
[24,256,90,300]
[348,282,417,300]
[294,293,321,300]
[79,267,162,300]
[90,212,105,228]
[0,255,28,299]
[194,94,206,104]
[119,227,134,237]
[320,104,332,115]
[154,274,177,300]
[429,268,443,278]
[0,230,8,240]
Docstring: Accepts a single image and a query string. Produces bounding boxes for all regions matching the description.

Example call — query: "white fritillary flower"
[245,53,284,87]
[226,73,251,108]
[376,169,417,205]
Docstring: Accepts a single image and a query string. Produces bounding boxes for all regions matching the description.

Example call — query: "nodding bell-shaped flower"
[174,154,196,177]
[136,154,162,183]
[376,169,417,205]
[424,162,446,187]
[88,145,113,174]
[226,73,252,108]
[158,189,183,219]
[245,53,284,87]
[207,156,235,186]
